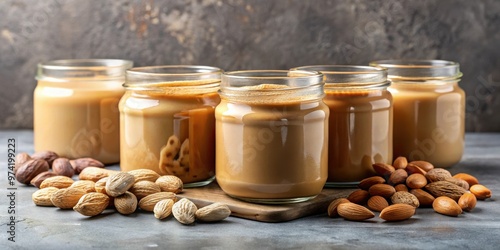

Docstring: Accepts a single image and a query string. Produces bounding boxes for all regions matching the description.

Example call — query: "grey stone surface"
[0,131,499,249]
[1,0,500,131]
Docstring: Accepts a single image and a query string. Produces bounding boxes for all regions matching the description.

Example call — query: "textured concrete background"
[0,0,499,131]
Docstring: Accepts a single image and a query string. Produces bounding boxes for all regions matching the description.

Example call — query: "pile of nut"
[328,157,493,222]
[15,151,231,225]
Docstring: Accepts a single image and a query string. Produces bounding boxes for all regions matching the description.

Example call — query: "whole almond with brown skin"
[156,175,184,194]
[425,181,467,201]
[52,158,75,177]
[195,202,231,222]
[129,181,161,200]
[154,199,175,220]
[379,204,416,221]
[70,180,96,193]
[32,187,59,206]
[410,189,435,207]
[106,172,135,197]
[409,161,434,171]
[425,168,452,182]
[30,171,58,188]
[95,177,108,194]
[391,191,420,208]
[347,190,370,204]
[79,167,117,182]
[50,188,86,209]
[469,184,492,200]
[31,151,59,166]
[372,163,395,177]
[444,177,469,190]
[406,173,428,189]
[358,176,385,190]
[395,184,409,192]
[139,192,177,212]
[40,176,74,189]
[393,156,408,170]
[114,191,138,215]
[70,158,105,174]
[367,196,389,212]
[368,184,396,198]
[453,173,479,187]
[73,192,110,216]
[405,163,427,175]
[128,169,160,183]
[16,159,50,184]
[433,196,462,217]
[14,152,31,174]
[327,198,350,218]
[389,169,408,185]
[337,203,375,221]
[458,193,477,212]
[173,198,198,225]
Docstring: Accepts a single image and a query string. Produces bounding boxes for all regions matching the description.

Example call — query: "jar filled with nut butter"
[34,59,133,164]
[292,65,393,187]
[119,65,221,187]
[370,60,465,168]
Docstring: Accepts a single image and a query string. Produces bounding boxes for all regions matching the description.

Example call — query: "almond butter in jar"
[34,59,133,164]
[216,70,329,204]
[292,66,393,187]
[370,60,465,168]
[119,66,221,187]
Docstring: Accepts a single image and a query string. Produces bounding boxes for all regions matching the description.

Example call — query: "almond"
[395,184,409,192]
[469,184,492,200]
[52,158,75,177]
[444,177,469,190]
[172,198,198,225]
[155,175,184,194]
[129,181,161,200]
[367,196,389,212]
[327,198,350,218]
[30,171,58,188]
[410,189,435,207]
[154,199,175,220]
[337,203,375,221]
[15,159,50,184]
[139,192,177,212]
[73,192,110,216]
[425,181,467,201]
[388,169,408,185]
[393,156,408,169]
[14,152,31,174]
[405,163,427,175]
[372,163,395,177]
[453,173,479,187]
[32,187,59,206]
[114,191,138,215]
[50,188,86,209]
[195,202,231,222]
[105,172,135,197]
[433,196,462,217]
[70,180,96,193]
[40,176,74,189]
[347,190,370,204]
[70,158,105,174]
[79,167,117,182]
[425,168,452,182]
[391,191,420,208]
[458,193,477,212]
[409,160,434,172]
[31,150,59,166]
[406,173,427,189]
[95,177,108,194]
[368,184,396,198]
[379,204,416,221]
[128,169,161,183]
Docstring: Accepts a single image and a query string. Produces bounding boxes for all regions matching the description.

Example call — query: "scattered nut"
[347,190,370,204]
[388,169,408,185]
[14,152,31,174]
[156,175,184,194]
[469,184,492,200]
[425,181,467,201]
[154,199,175,220]
[31,151,59,166]
[410,189,435,207]
[30,171,58,188]
[195,202,231,222]
[367,196,389,212]
[444,177,469,190]
[405,163,427,175]
[406,173,427,189]
[50,188,86,209]
[40,176,74,189]
[128,169,161,183]
[139,192,177,212]
[379,204,416,221]
[368,184,396,199]
[129,180,161,200]
[327,198,350,218]
[392,156,408,170]
[32,187,59,206]
[70,158,105,174]
[15,159,50,184]
[114,191,138,215]
[409,161,434,172]
[425,168,452,183]
[172,198,198,225]
[452,173,479,187]
[372,163,395,177]
[391,191,420,208]
[433,196,462,217]
[458,193,477,212]
[105,172,136,197]
[337,203,375,221]
[394,184,409,192]
[70,180,96,193]
[73,192,110,216]
[52,158,75,177]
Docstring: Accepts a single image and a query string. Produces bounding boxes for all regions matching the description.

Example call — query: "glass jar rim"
[221,70,324,91]
[369,59,462,81]
[36,59,133,81]
[126,65,222,84]
[291,65,389,89]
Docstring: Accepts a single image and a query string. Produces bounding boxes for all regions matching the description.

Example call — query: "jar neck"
[36,59,133,82]
[369,59,462,82]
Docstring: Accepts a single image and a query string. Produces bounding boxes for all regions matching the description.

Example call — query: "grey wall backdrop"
[1,0,499,131]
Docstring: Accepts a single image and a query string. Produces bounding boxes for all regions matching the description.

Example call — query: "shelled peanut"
[328,156,492,222]
[16,151,231,225]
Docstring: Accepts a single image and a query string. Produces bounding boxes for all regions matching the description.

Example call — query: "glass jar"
[34,59,133,164]
[293,66,393,187]
[120,65,221,187]
[370,60,465,168]
[216,70,329,204]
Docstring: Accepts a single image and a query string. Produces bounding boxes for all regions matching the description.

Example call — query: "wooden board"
[177,182,355,223]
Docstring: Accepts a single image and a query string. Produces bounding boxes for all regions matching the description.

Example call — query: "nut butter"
[119,66,221,187]
[293,66,393,187]
[370,60,465,168]
[34,59,133,164]
[216,70,329,204]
